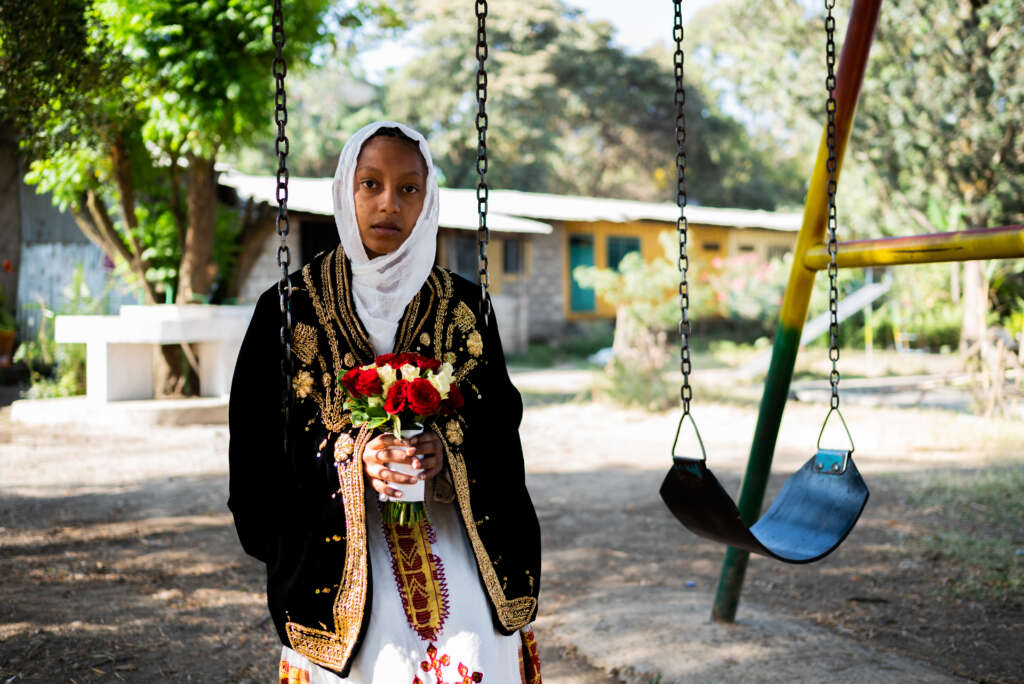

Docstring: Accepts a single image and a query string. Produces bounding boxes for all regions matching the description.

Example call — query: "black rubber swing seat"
[660,449,869,564]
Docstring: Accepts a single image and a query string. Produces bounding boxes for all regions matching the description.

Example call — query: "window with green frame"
[569,235,596,312]
[607,236,642,271]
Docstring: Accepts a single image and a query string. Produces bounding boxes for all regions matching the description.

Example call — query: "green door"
[569,235,595,312]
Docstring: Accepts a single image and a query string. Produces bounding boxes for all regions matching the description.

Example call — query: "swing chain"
[673,0,692,414]
[273,0,293,448]
[475,0,491,325]
[824,0,840,410]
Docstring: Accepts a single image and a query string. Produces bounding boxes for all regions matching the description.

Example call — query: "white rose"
[377,364,397,392]
[434,363,454,388]
[399,363,420,380]
[429,374,450,398]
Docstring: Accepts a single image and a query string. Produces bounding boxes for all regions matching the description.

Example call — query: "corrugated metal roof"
[220,171,801,234]
[441,188,802,232]
[219,171,554,235]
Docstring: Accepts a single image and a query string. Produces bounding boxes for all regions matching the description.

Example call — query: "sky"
[572,0,720,53]
[356,0,721,81]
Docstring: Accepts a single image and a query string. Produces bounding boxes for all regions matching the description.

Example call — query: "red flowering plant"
[338,352,464,524]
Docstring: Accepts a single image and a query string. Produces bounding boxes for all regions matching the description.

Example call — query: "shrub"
[13,264,99,398]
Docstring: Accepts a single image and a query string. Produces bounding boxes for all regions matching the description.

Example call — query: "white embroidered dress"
[279,480,521,683]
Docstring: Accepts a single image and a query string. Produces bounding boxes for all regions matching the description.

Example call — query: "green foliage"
[574,233,676,409]
[2,0,342,309]
[906,466,1024,601]
[134,203,180,297]
[506,322,612,370]
[574,232,680,330]
[690,251,790,336]
[370,0,803,206]
[210,205,243,302]
[95,0,332,158]
[0,286,16,331]
[12,265,101,398]
[594,355,675,411]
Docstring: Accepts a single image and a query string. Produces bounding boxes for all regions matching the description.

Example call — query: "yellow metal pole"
[803,225,1024,270]
[713,0,883,623]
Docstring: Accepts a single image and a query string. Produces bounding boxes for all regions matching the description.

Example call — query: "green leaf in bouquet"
[366,406,386,418]
[367,416,389,429]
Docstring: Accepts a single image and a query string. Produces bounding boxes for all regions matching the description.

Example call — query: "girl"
[228,121,542,683]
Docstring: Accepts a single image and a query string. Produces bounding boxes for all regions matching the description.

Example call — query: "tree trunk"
[178,153,218,304]
[225,199,276,300]
[960,259,988,353]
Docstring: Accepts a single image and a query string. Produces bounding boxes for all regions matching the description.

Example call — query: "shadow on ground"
[1,463,1021,682]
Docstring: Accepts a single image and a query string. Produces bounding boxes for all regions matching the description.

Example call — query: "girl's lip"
[372,224,402,233]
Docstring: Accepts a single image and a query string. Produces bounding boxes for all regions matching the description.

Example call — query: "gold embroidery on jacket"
[432,270,453,361]
[302,260,347,433]
[445,420,464,446]
[286,426,372,670]
[331,248,374,363]
[466,330,483,357]
[439,437,537,630]
[292,370,314,399]
[292,323,318,366]
[394,291,421,353]
[452,301,476,333]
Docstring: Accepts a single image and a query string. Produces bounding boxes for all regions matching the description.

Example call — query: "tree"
[0,0,341,394]
[375,0,804,207]
[691,0,1023,346]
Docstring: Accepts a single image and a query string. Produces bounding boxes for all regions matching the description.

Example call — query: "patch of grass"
[508,322,614,370]
[520,388,593,408]
[507,342,557,369]
[906,466,1024,601]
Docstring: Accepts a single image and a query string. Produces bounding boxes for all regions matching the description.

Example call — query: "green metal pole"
[711,0,883,622]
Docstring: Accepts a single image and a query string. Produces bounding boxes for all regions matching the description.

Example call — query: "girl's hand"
[363,431,444,499]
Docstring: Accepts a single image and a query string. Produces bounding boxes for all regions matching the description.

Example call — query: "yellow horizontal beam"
[802,225,1024,270]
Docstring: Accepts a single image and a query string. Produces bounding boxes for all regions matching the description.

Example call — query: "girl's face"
[352,136,428,258]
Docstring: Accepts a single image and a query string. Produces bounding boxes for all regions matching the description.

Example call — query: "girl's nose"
[380,185,401,213]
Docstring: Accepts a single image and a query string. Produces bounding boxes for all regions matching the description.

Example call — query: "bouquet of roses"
[339,352,464,524]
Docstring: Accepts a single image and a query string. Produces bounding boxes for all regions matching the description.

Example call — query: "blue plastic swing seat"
[659,450,870,564]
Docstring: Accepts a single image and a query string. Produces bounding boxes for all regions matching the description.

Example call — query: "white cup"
[386,426,425,502]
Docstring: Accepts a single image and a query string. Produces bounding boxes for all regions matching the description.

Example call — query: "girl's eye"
[360,179,377,190]
[403,185,420,194]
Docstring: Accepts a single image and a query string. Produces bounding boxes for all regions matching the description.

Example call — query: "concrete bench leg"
[196,340,242,398]
[87,342,155,402]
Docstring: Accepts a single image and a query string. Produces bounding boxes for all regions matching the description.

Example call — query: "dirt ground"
[1,366,1022,683]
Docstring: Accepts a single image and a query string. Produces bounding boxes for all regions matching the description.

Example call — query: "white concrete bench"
[55,304,254,402]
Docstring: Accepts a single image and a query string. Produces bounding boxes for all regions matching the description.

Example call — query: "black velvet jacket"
[227,246,541,676]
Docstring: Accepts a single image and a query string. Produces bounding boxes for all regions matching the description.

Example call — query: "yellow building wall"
[435,230,531,296]
[563,220,795,321]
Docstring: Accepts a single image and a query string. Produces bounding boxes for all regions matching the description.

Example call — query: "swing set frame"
[712,0,1024,622]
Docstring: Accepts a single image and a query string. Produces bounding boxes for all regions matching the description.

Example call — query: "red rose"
[375,353,396,367]
[341,368,361,397]
[407,377,442,416]
[354,368,383,397]
[416,357,442,372]
[384,352,411,369]
[384,380,409,415]
[441,384,464,414]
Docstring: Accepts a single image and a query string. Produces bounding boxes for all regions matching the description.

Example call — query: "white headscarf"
[332,121,440,356]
